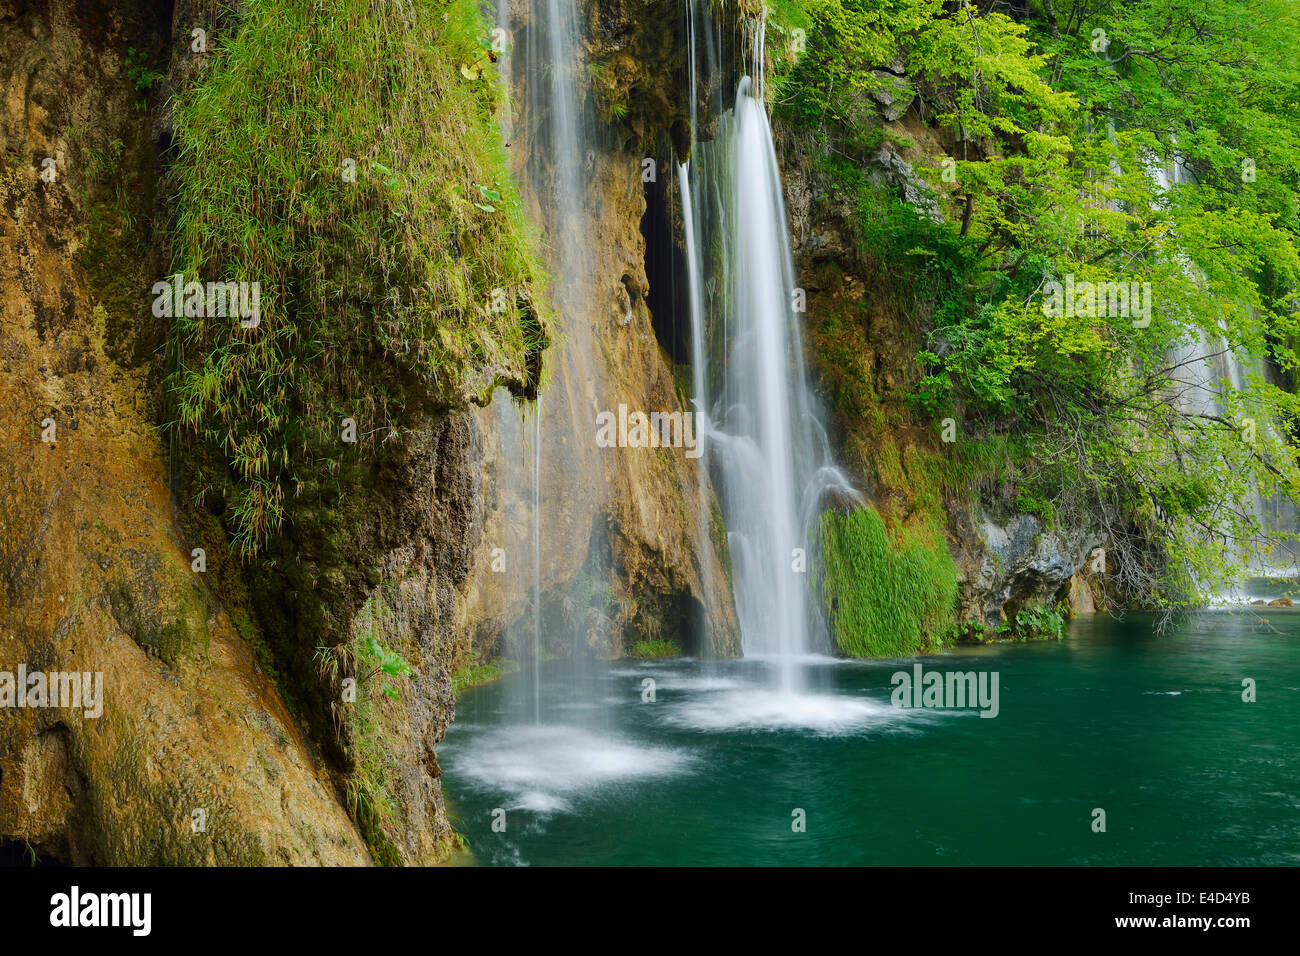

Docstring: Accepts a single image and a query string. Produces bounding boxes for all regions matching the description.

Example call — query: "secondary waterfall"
[680,12,855,690]
[1152,159,1300,579]
[487,0,614,723]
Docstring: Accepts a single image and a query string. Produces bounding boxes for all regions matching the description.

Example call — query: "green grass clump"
[630,639,681,659]
[450,659,515,695]
[818,505,958,657]
[168,0,546,556]
[331,595,413,867]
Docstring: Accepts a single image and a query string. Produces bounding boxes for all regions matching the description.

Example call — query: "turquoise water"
[441,611,1300,865]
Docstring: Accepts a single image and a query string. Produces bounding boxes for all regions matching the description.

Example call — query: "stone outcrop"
[0,0,367,864]
[454,0,740,664]
[950,511,1103,626]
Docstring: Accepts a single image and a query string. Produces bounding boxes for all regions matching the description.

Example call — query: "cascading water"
[488,0,615,724]
[680,9,855,692]
[722,78,812,687]
[445,3,889,855]
[1152,159,1300,582]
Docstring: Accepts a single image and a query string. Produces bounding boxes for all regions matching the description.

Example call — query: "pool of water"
[440,610,1300,865]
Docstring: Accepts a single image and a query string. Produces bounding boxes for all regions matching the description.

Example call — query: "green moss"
[629,639,681,659]
[328,585,460,865]
[709,500,734,594]
[64,97,160,370]
[450,658,516,694]
[160,1,554,856]
[167,0,547,556]
[671,363,693,405]
[818,505,959,657]
[103,565,210,666]
[338,597,409,867]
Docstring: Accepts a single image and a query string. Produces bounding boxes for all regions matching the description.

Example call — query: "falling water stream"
[491,0,613,725]
[437,3,1300,865]
[679,18,855,692]
[447,3,868,820]
[1151,160,1300,585]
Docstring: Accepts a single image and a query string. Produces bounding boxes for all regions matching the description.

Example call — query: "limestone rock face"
[319,0,742,861]
[455,0,741,662]
[321,412,501,865]
[0,0,742,868]
[0,0,368,864]
[956,512,1102,627]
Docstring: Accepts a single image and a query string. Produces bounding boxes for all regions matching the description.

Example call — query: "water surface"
[441,611,1300,865]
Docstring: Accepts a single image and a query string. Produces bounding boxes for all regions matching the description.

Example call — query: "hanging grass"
[167,0,547,556]
[818,505,959,657]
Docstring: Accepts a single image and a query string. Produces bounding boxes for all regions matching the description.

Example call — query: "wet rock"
[0,0,368,865]
[954,511,1102,627]
[456,0,741,665]
[868,147,943,223]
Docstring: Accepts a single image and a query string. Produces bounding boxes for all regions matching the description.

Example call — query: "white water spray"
[681,22,856,691]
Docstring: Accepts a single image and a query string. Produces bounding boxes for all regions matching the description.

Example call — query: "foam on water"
[605,667,746,692]
[660,687,928,736]
[448,724,691,814]
[744,652,869,668]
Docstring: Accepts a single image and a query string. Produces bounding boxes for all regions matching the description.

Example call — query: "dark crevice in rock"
[0,840,68,868]
[640,142,690,366]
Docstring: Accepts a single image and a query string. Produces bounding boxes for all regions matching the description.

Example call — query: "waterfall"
[1151,159,1300,579]
[679,161,713,642]
[493,1,856,696]
[486,0,612,723]
[681,10,855,691]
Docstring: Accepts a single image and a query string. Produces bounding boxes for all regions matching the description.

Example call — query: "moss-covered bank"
[159,0,552,863]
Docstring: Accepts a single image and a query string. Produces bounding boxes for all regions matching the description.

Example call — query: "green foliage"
[818,506,959,656]
[1013,604,1065,641]
[779,0,1300,606]
[167,0,546,557]
[630,639,682,659]
[361,635,415,701]
[450,659,516,694]
[124,47,162,94]
[948,603,1065,643]
[587,54,633,124]
[327,596,421,865]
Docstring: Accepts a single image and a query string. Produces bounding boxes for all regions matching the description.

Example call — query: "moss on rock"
[818,505,958,657]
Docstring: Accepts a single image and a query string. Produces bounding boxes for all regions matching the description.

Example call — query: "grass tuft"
[630,639,681,659]
[818,505,958,657]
